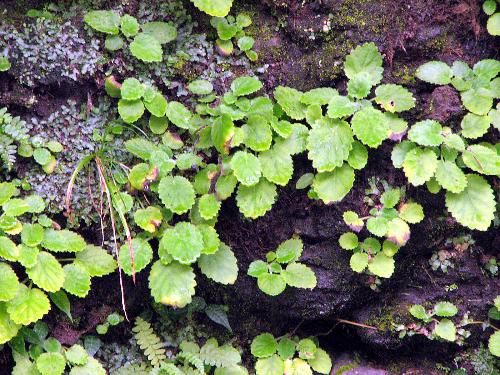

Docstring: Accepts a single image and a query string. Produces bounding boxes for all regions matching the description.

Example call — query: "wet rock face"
[427,86,463,123]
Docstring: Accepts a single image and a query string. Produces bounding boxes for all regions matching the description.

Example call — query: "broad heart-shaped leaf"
[251,333,278,358]
[274,123,309,155]
[434,301,458,317]
[445,174,495,231]
[191,0,233,16]
[236,178,277,219]
[149,260,196,308]
[120,14,139,37]
[118,99,144,123]
[489,331,500,357]
[259,147,293,186]
[160,222,204,265]
[0,236,19,261]
[416,61,453,85]
[282,263,316,289]
[375,84,415,113]
[74,245,117,277]
[274,86,307,120]
[487,12,500,35]
[142,21,177,44]
[198,242,238,284]
[121,78,144,101]
[158,176,195,214]
[312,163,355,204]
[134,206,162,233]
[65,344,88,365]
[308,348,332,375]
[144,92,167,117]
[231,76,263,96]
[26,252,65,292]
[350,107,388,148]
[130,33,163,62]
[339,232,359,250]
[0,182,15,205]
[409,304,430,321]
[22,223,44,247]
[344,42,383,85]
[408,120,444,146]
[366,217,389,236]
[212,114,235,154]
[462,145,500,175]
[434,319,456,342]
[255,355,285,375]
[243,115,272,152]
[399,202,424,224]
[0,263,19,302]
[403,148,438,186]
[386,218,410,247]
[231,151,262,186]
[118,238,153,275]
[307,118,354,172]
[257,273,286,296]
[36,352,66,375]
[301,87,338,105]
[276,238,303,263]
[461,89,493,116]
[347,72,373,99]
[84,10,120,35]
[42,229,86,253]
[198,194,221,220]
[460,113,491,139]
[327,95,358,119]
[350,253,369,273]
[0,302,20,344]
[347,140,368,170]
[63,263,91,298]
[166,101,192,129]
[6,285,50,325]
[69,357,106,375]
[435,160,467,193]
[367,253,395,278]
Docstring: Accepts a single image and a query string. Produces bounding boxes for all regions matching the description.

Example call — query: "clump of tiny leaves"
[247,237,317,296]
[0,181,117,345]
[483,0,500,35]
[487,296,500,357]
[338,184,424,280]
[8,321,106,375]
[131,316,248,373]
[396,58,500,231]
[250,333,332,375]
[96,312,124,335]
[84,10,177,62]
[1,107,62,173]
[211,13,258,61]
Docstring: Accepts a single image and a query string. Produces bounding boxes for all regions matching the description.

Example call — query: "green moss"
[335,362,359,375]
[392,64,417,86]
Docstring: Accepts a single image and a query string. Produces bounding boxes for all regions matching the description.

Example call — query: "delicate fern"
[199,338,241,368]
[132,317,167,368]
[115,363,152,375]
[153,363,185,375]
[0,134,16,170]
[0,107,31,170]
[177,352,204,374]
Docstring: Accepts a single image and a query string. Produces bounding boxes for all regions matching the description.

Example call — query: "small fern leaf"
[178,352,204,374]
[132,317,167,368]
[157,363,186,375]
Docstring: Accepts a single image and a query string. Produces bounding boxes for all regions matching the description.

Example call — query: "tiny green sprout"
[251,333,332,374]
[248,237,316,296]
[210,13,257,59]
[407,301,461,342]
[483,0,500,35]
[0,56,11,71]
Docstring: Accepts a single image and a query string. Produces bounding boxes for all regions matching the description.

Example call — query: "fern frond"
[177,352,204,374]
[198,339,241,369]
[114,363,151,375]
[153,363,185,375]
[0,134,16,170]
[132,317,167,368]
[3,116,29,142]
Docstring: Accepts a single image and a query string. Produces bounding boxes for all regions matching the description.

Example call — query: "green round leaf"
[399,202,424,224]
[461,113,491,139]
[159,222,204,265]
[166,101,192,129]
[63,263,91,298]
[75,245,117,277]
[134,206,163,233]
[344,42,383,85]
[274,86,307,120]
[366,217,389,237]
[130,33,163,62]
[326,95,357,119]
[351,108,388,148]
[148,260,196,308]
[347,141,368,170]
[118,238,153,275]
[255,355,285,375]
[26,252,65,292]
[0,236,20,261]
[403,148,438,186]
[435,160,467,193]
[375,84,415,113]
[188,79,213,95]
[198,194,221,220]
[434,301,458,317]
[0,263,20,302]
[0,302,20,344]
[347,72,373,99]
[259,147,293,186]
[120,14,139,37]
[121,78,144,101]
[251,333,278,358]
[231,76,262,96]
[462,145,500,175]
[65,344,89,365]
[105,35,123,51]
[367,253,395,278]
[243,115,272,152]
[118,99,145,123]
[434,319,456,342]
[487,13,500,36]
[36,352,66,375]
[236,178,277,219]
[158,176,195,214]
[191,0,234,17]
[198,242,238,284]
[461,89,493,115]
[231,151,262,186]
[33,148,52,166]
[489,331,500,357]
[445,174,495,231]
[350,253,369,273]
[408,120,443,146]
[416,61,452,85]
[312,163,355,204]
[142,22,177,44]
[257,273,286,296]
[282,263,316,289]
[386,218,411,247]
[84,10,120,35]
[6,285,50,325]
[409,304,430,321]
[339,232,359,250]
[275,238,303,263]
[308,348,332,374]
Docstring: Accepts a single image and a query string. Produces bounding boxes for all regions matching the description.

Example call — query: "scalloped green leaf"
[75,245,117,277]
[36,351,66,375]
[84,10,120,35]
[148,260,196,308]
[231,76,262,96]
[434,301,458,317]
[198,242,238,284]
[0,236,19,261]
[243,115,273,152]
[159,222,204,265]
[339,232,359,250]
[0,263,19,302]
[42,229,86,253]
[282,263,316,289]
[386,218,410,247]
[166,101,192,129]
[231,151,262,186]
[274,86,307,120]
[461,89,493,115]
[416,61,452,85]
[276,238,303,263]
[130,33,163,62]
[134,206,163,233]
[120,14,139,37]
[434,160,467,194]
[308,348,332,374]
[257,273,286,296]
[399,202,424,224]
[344,42,383,85]
[259,147,293,186]
[301,88,338,105]
[191,0,233,17]
[445,174,495,231]
[350,107,388,148]
[118,99,144,123]
[347,72,372,99]
[212,115,235,154]
[26,251,65,292]
[461,113,491,139]
[118,238,153,275]
[434,319,456,341]
[63,263,91,298]
[347,141,368,170]
[6,285,50,325]
[251,333,277,358]
[350,253,369,273]
[489,331,500,357]
[0,303,20,344]
[274,123,309,155]
[403,148,438,186]
[368,253,395,278]
[158,176,195,214]
[142,21,177,44]
[462,145,500,175]
[375,84,415,113]
[255,355,284,375]
[307,118,354,172]
[236,178,277,219]
[326,95,358,119]
[121,78,144,101]
[408,120,443,146]
[312,163,355,204]
[367,217,389,236]
[199,194,221,220]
